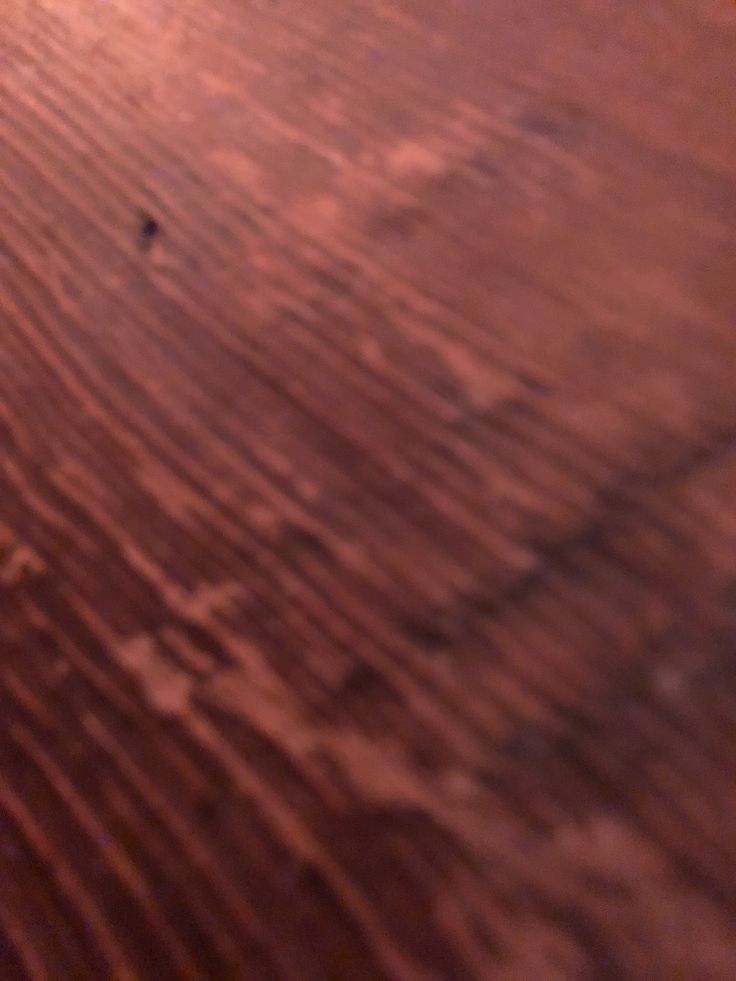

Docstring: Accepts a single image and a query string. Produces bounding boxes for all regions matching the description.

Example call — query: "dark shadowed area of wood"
[1,1,735,977]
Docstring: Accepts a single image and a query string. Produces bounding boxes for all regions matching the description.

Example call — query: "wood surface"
[1,0,735,977]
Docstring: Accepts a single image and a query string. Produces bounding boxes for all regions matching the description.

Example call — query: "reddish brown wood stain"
[1,0,735,977]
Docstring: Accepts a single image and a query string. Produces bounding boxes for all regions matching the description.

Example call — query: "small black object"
[139,214,159,248]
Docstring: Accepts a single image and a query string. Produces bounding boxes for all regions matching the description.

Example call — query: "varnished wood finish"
[1,1,735,977]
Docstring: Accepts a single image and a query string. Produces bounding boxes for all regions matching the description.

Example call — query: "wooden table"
[1,0,735,977]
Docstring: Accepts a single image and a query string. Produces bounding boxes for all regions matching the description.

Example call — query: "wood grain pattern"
[1,0,735,977]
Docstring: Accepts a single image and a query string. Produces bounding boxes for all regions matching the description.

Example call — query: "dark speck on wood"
[1,0,735,977]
